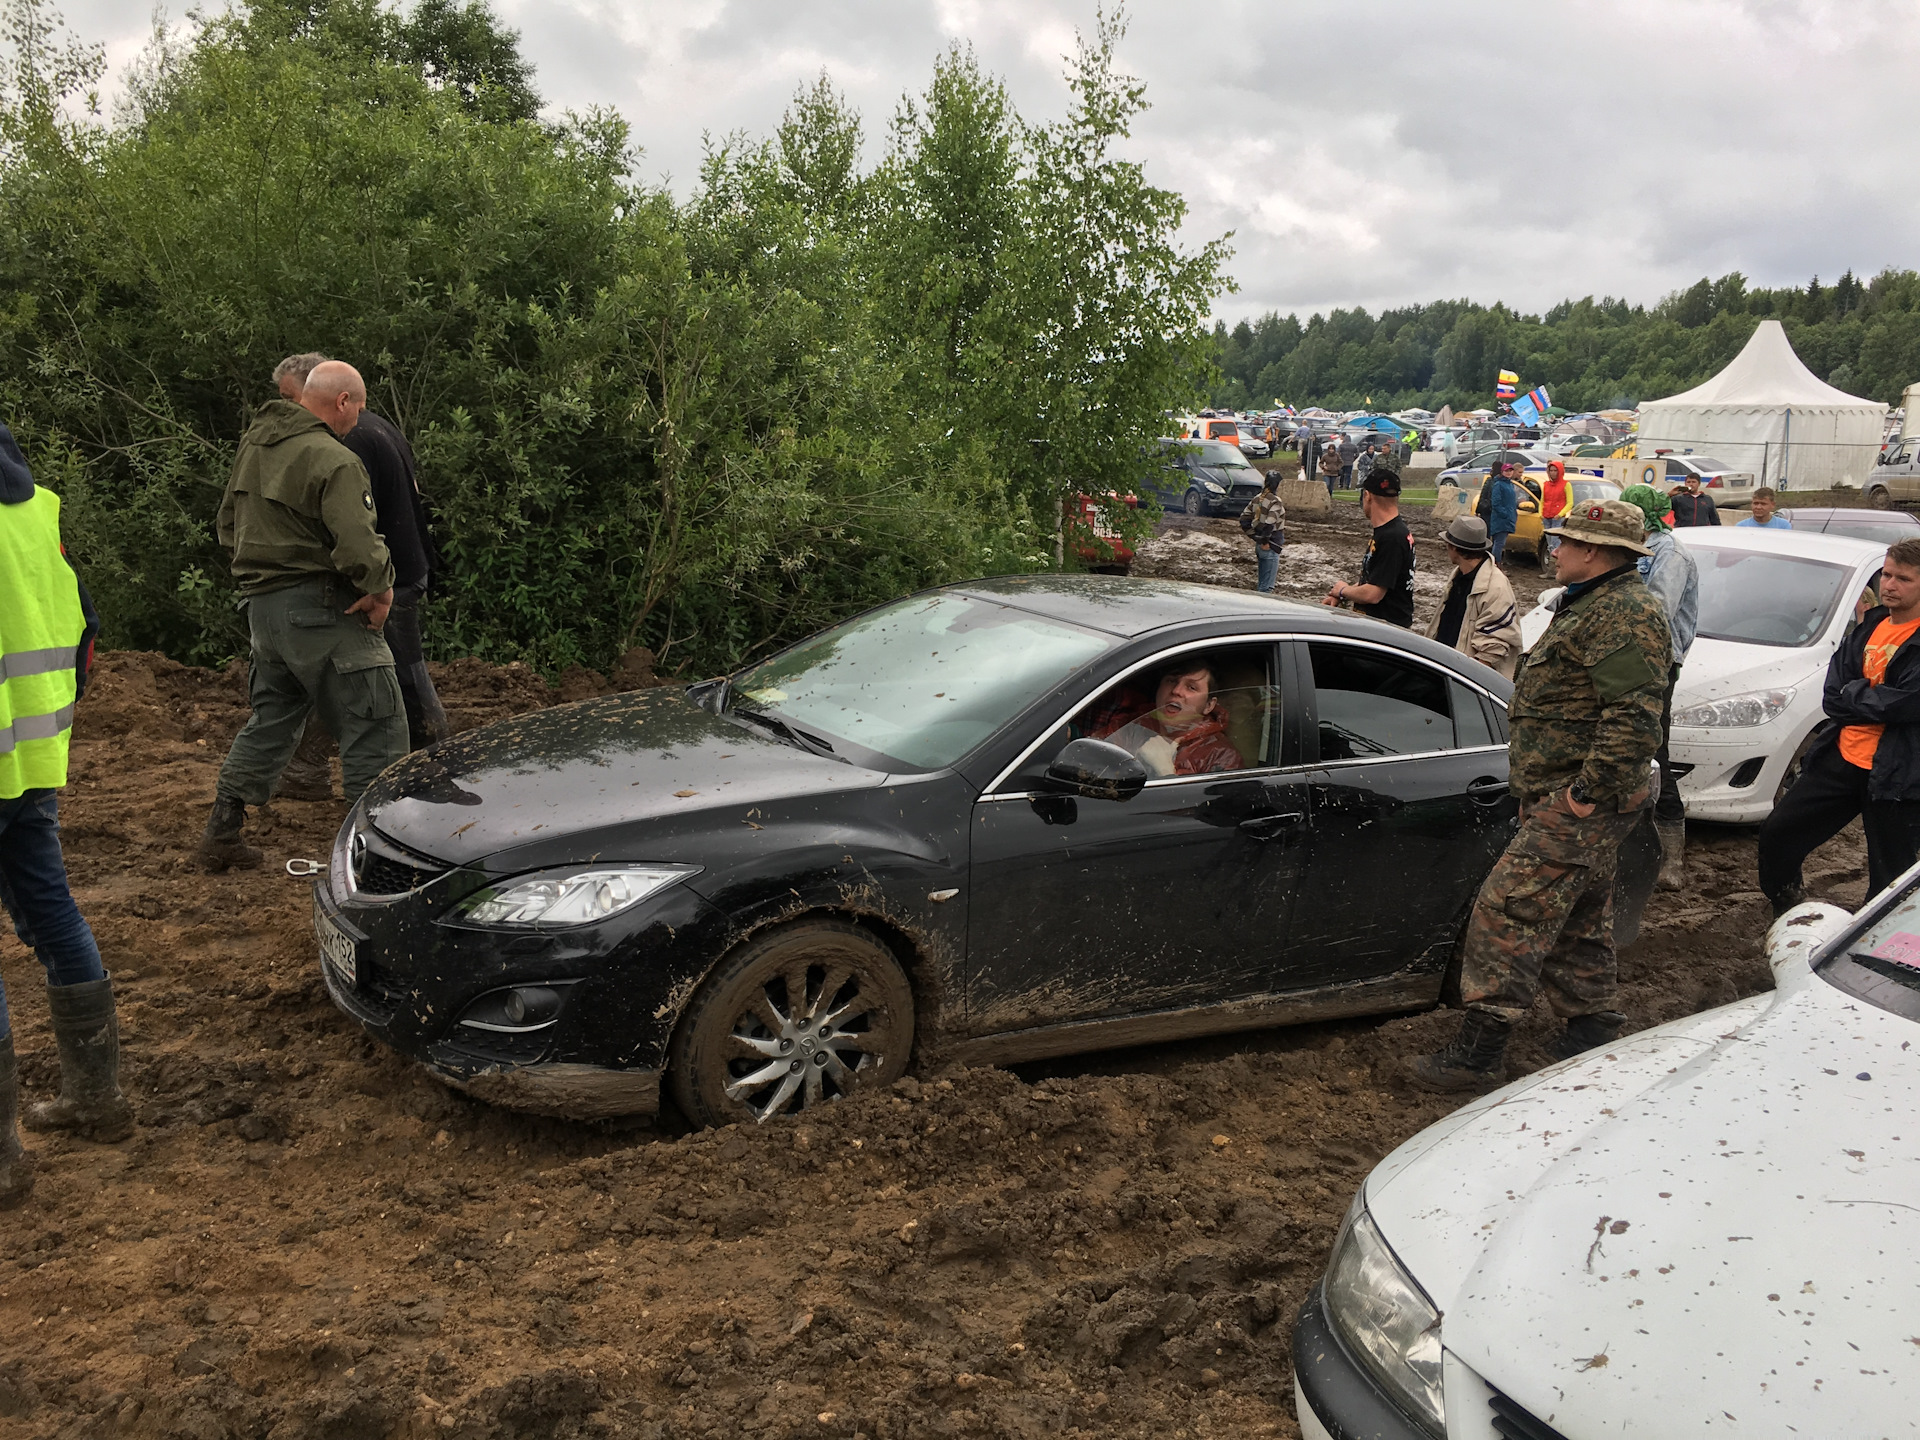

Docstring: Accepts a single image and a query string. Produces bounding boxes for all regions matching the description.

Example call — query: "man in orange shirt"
[1759,538,1920,914]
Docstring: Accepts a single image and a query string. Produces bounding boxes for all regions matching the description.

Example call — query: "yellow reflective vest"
[0,486,87,798]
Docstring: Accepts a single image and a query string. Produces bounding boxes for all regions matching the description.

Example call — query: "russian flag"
[1495,369,1518,400]
[1526,384,1551,413]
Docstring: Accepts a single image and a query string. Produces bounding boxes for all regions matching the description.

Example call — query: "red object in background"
[1071,492,1139,572]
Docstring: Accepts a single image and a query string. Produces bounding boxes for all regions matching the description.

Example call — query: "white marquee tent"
[1636,320,1887,489]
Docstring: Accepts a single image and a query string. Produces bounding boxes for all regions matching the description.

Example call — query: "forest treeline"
[0,0,1226,674]
[1209,268,1920,415]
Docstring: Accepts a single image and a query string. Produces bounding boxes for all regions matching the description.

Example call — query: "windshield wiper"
[731,707,838,758]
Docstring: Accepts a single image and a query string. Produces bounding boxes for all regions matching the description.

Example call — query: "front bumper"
[313,865,732,1116]
[1669,723,1806,823]
[1292,1285,1432,1440]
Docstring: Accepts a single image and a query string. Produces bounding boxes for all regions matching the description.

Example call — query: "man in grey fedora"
[1423,514,1522,679]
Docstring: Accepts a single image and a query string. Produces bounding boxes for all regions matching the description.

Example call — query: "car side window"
[1307,643,1458,759]
[1058,644,1280,780]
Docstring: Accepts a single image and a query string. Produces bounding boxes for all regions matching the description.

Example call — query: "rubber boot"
[196,795,263,872]
[1550,1009,1628,1062]
[1655,818,1686,892]
[1769,882,1806,920]
[1407,1011,1512,1092]
[0,1035,32,1209]
[24,978,135,1143]
[274,724,336,802]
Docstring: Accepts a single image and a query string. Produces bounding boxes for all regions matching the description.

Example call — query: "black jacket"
[342,411,437,596]
[1811,605,1920,801]
[1,422,99,697]
[1669,489,1721,527]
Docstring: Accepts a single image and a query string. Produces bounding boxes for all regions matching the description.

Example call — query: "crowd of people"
[1221,449,1920,1086]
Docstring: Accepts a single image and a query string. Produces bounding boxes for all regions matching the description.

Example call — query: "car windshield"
[1693,549,1850,647]
[732,593,1114,771]
[1191,440,1252,469]
[1820,873,1920,1022]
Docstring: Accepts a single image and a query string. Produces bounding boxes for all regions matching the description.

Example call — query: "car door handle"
[1466,777,1509,804]
[1239,812,1305,840]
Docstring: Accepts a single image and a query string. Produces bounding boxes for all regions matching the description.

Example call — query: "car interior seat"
[1210,652,1274,767]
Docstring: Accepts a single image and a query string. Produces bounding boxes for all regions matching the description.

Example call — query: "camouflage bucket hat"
[1557,497,1653,556]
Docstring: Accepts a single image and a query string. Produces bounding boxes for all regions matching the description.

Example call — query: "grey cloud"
[56,0,1920,320]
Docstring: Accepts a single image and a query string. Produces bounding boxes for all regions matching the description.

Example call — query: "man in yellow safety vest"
[0,423,134,1208]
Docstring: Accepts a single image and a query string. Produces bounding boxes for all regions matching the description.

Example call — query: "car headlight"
[1323,1192,1445,1436]
[450,865,699,928]
[1202,480,1225,494]
[1671,687,1795,728]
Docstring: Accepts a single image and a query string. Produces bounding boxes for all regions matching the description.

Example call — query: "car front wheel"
[1184,489,1206,517]
[668,919,915,1128]
[1867,485,1894,510]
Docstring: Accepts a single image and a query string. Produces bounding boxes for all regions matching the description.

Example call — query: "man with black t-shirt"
[1323,466,1415,627]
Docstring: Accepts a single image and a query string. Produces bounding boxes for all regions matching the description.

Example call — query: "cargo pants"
[215,577,409,806]
[1458,796,1645,1025]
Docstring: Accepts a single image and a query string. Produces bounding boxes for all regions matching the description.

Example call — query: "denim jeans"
[1489,532,1510,563]
[0,789,105,1037]
[1256,541,1282,593]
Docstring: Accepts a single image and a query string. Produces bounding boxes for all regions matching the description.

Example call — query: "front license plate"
[314,900,358,989]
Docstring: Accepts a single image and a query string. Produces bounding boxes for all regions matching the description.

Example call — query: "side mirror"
[1044,737,1149,801]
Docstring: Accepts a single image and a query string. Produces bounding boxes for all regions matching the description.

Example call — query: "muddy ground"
[0,509,1871,1439]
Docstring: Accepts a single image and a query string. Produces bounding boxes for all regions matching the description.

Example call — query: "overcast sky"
[59,0,1920,324]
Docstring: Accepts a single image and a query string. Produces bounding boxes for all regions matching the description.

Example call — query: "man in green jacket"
[197,361,406,871]
[1411,499,1672,1089]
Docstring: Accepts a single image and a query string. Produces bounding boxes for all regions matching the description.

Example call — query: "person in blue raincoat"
[1475,457,1521,563]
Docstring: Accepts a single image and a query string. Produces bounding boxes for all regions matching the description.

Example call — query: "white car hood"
[1366,963,1920,1434]
[1670,634,1830,707]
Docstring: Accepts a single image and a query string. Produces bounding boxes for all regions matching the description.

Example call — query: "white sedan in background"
[1520,528,1889,822]
[1293,874,1920,1440]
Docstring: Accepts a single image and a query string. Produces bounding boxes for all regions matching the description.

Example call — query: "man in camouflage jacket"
[1412,498,1672,1090]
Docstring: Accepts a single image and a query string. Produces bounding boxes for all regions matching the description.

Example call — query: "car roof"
[953,575,1326,637]
[1784,507,1920,527]
[1674,527,1889,564]
[947,576,1491,681]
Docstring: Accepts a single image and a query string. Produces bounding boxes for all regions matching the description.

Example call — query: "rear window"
[1206,421,1239,439]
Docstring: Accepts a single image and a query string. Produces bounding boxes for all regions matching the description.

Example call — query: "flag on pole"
[1495,369,1519,401]
[1510,384,1551,426]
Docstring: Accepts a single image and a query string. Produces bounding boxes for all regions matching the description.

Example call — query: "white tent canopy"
[1636,320,1887,489]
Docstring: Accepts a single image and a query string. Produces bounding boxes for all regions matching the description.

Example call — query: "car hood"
[1195,463,1261,487]
[361,688,887,867]
[1671,634,1831,708]
[1364,961,1920,1433]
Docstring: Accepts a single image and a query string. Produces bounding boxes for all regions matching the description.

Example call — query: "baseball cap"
[1361,467,1402,498]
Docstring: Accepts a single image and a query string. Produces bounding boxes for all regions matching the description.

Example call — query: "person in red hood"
[1084,661,1243,775]
[1540,458,1571,527]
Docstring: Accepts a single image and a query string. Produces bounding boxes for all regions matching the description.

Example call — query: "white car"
[1294,880,1920,1440]
[1519,528,1888,822]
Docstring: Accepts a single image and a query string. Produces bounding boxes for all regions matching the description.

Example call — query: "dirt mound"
[0,639,1865,1439]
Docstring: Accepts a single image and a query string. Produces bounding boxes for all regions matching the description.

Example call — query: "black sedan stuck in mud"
[314,576,1656,1126]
